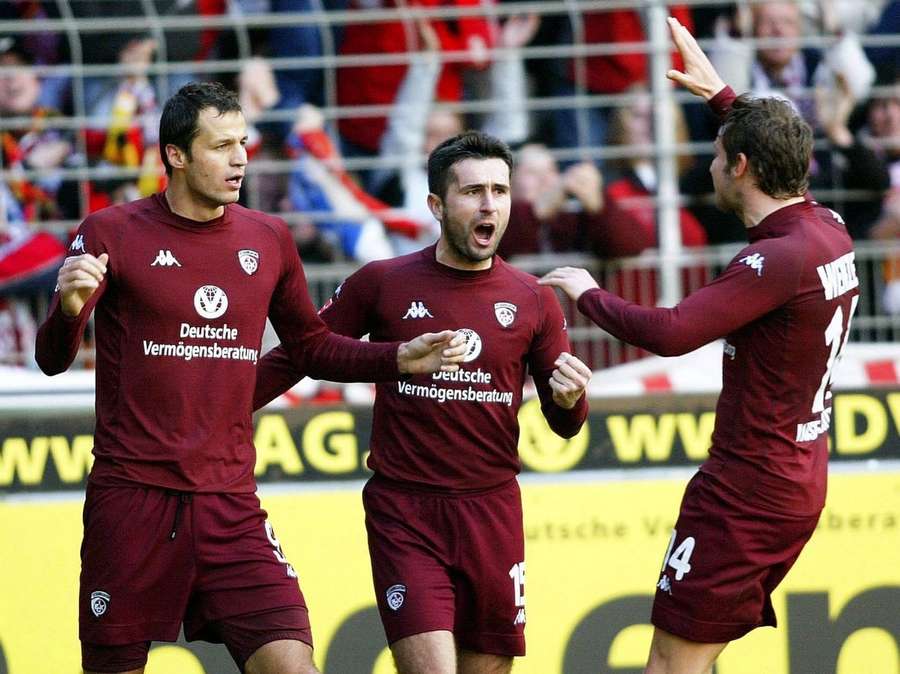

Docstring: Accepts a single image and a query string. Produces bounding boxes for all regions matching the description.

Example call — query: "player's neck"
[164,184,225,222]
[435,239,493,271]
[741,192,806,228]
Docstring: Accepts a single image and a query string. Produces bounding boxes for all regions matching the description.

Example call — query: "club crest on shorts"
[386,584,406,611]
[494,302,517,328]
[238,249,259,275]
[90,590,110,617]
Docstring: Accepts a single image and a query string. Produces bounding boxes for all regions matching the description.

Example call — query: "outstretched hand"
[398,330,467,375]
[549,352,592,409]
[538,266,599,302]
[57,252,109,317]
[666,16,727,100]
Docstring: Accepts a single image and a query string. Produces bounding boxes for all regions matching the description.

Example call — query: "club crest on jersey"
[90,590,110,617]
[494,302,517,328]
[459,328,483,362]
[238,249,259,275]
[386,584,407,611]
[194,285,229,319]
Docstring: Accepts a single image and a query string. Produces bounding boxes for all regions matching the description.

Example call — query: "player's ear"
[731,152,749,179]
[166,143,187,171]
[427,193,443,223]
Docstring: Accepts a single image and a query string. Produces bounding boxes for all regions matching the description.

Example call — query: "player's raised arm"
[666,16,727,100]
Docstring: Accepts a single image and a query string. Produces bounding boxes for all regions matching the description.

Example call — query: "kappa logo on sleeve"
[739,252,765,277]
[70,234,85,253]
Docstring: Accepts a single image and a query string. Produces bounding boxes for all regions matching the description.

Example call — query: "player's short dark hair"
[720,94,812,198]
[427,131,513,199]
[159,81,241,176]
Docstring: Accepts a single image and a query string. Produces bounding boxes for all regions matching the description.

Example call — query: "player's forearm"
[287,331,402,383]
[253,345,306,410]
[576,288,712,357]
[34,302,89,375]
[708,85,737,122]
[542,393,589,438]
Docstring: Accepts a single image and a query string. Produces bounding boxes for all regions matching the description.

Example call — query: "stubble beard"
[443,208,495,264]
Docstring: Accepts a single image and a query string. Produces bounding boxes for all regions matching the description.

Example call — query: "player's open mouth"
[473,223,495,245]
[226,175,243,189]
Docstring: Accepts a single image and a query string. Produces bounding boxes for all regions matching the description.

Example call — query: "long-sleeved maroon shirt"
[35,194,400,493]
[255,245,588,491]
[579,198,858,515]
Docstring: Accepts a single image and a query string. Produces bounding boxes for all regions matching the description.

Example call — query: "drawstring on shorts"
[167,491,193,540]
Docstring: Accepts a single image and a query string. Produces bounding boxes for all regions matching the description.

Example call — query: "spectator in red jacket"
[592,86,707,259]
[336,0,495,159]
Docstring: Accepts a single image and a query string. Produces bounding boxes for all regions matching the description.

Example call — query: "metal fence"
[2,0,900,368]
[305,240,900,369]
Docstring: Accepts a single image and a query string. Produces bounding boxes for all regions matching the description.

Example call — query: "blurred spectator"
[498,144,604,258]
[371,14,537,253]
[335,0,494,159]
[82,37,164,212]
[709,1,876,129]
[0,36,69,346]
[0,35,69,366]
[862,69,900,313]
[594,87,708,257]
[550,5,695,165]
[0,37,80,221]
[871,191,900,314]
[72,1,226,100]
[283,104,418,262]
[812,71,891,238]
[228,0,326,141]
[861,0,900,69]
[0,2,71,111]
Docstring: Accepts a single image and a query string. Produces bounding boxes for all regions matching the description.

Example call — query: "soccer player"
[35,82,466,674]
[539,18,860,674]
[254,131,592,674]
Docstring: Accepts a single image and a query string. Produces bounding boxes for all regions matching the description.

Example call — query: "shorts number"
[265,521,298,579]
[812,296,858,414]
[661,529,695,581]
[508,561,525,607]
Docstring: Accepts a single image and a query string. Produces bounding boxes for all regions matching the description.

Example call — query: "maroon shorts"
[79,484,311,671]
[651,472,820,643]
[362,476,526,656]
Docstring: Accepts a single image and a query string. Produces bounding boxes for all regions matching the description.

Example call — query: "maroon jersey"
[578,200,858,515]
[256,245,588,491]
[35,194,400,493]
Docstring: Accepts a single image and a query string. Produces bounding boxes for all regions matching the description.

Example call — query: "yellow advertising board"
[1,469,898,673]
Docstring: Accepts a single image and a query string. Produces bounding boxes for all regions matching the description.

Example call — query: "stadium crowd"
[2,0,899,367]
